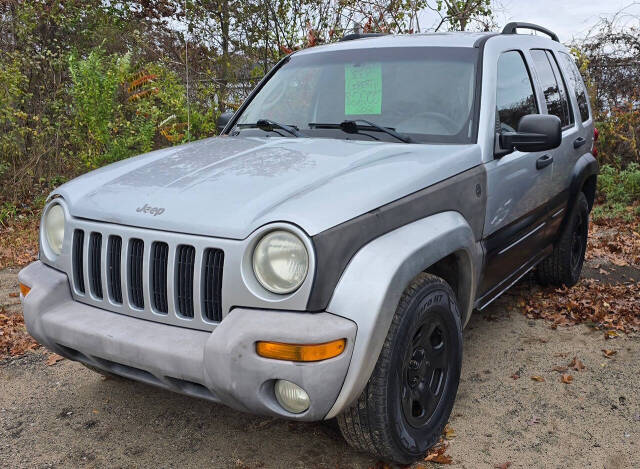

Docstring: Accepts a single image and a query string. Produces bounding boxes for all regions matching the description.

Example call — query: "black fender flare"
[561,153,599,232]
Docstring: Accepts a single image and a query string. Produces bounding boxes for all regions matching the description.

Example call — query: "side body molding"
[324,211,482,418]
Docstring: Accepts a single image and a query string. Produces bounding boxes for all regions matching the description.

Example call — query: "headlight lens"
[252,230,309,294]
[44,203,65,255]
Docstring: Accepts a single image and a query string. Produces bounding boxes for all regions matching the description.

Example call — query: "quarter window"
[530,49,574,127]
[558,52,591,122]
[496,51,538,133]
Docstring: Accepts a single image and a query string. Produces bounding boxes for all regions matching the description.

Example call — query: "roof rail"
[501,22,559,42]
[340,33,387,42]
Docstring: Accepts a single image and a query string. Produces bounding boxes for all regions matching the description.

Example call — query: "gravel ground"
[1,265,639,469]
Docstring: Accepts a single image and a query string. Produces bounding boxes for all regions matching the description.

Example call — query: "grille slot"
[89,233,103,299]
[202,249,224,322]
[107,236,123,304]
[72,230,85,294]
[151,242,169,313]
[128,239,145,309]
[176,245,195,317]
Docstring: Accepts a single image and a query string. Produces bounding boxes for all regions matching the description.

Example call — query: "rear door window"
[558,52,591,122]
[530,49,574,128]
[496,51,538,133]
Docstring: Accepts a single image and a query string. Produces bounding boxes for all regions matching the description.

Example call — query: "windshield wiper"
[308,120,412,143]
[237,119,306,137]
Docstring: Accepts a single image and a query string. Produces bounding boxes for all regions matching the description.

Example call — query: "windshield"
[233,47,479,144]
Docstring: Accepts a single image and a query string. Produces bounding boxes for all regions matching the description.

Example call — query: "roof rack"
[501,22,559,42]
[340,33,387,42]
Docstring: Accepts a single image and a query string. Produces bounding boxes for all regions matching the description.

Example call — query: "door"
[478,50,554,303]
[529,49,582,237]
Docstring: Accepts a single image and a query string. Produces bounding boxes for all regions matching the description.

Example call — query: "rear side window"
[530,49,574,127]
[496,51,538,133]
[558,52,591,122]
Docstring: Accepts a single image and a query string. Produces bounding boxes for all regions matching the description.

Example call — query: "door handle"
[536,154,553,169]
[573,136,587,149]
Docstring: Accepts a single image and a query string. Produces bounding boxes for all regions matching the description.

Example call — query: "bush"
[598,163,640,205]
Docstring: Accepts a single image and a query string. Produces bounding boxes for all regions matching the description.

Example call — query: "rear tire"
[536,192,589,287]
[337,273,462,464]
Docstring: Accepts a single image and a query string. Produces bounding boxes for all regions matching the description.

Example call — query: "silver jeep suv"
[20,23,597,463]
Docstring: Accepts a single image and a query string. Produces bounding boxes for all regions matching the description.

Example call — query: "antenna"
[185,0,191,140]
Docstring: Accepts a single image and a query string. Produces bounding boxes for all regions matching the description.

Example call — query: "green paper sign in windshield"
[345,63,382,115]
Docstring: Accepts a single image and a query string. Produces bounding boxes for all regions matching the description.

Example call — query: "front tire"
[337,273,463,464]
[536,192,589,287]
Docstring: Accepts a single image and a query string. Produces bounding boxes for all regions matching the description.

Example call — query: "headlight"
[252,230,309,294]
[44,203,65,255]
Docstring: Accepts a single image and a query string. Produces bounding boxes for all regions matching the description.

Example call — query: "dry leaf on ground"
[444,424,456,440]
[425,439,452,465]
[46,353,64,366]
[602,349,617,358]
[531,375,545,382]
[569,357,586,371]
[561,374,574,384]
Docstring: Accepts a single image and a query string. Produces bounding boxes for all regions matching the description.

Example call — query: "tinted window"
[235,47,479,144]
[496,51,538,133]
[558,52,591,122]
[530,49,574,127]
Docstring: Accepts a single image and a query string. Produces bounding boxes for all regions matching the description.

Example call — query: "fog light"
[274,380,310,414]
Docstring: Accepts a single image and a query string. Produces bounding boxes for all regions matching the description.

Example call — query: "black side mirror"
[216,111,234,133]
[498,114,561,154]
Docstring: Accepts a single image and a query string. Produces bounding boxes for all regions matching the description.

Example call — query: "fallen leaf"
[602,349,617,358]
[552,366,568,373]
[424,453,453,464]
[46,353,64,366]
[510,373,520,380]
[424,440,452,465]
[605,330,620,339]
[531,375,545,382]
[561,374,573,384]
[569,357,585,371]
[495,463,512,469]
[8,292,19,298]
[444,424,456,440]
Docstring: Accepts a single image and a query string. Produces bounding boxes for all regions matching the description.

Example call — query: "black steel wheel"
[338,273,462,464]
[537,191,590,287]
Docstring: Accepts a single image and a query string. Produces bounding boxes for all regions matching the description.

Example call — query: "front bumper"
[19,261,357,421]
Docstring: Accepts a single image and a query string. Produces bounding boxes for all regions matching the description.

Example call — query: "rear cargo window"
[530,49,574,128]
[558,51,591,122]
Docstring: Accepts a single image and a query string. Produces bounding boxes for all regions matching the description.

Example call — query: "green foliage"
[0,203,18,226]
[598,163,640,205]
[593,163,640,220]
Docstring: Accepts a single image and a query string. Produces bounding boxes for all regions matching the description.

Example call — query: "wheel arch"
[324,211,482,418]
[569,153,599,213]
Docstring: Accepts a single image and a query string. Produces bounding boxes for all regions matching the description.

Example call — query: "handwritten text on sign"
[345,63,382,115]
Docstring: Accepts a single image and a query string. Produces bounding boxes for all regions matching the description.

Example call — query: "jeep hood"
[55,136,481,239]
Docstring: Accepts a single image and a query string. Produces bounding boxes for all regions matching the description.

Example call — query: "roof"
[296,32,495,56]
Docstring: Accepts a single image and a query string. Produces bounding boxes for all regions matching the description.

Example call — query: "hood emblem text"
[136,203,165,216]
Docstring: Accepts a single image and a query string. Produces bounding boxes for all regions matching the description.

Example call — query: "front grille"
[89,232,103,299]
[176,245,196,317]
[70,226,225,330]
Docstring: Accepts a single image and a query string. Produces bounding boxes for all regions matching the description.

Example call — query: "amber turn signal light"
[256,339,346,362]
[19,283,31,297]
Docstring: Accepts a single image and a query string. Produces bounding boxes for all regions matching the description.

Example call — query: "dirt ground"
[1,262,639,469]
